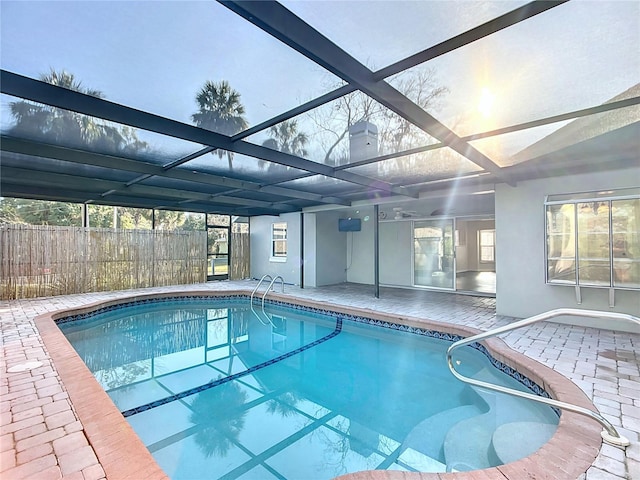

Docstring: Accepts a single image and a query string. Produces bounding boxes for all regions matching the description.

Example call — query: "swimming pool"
[56,295,559,480]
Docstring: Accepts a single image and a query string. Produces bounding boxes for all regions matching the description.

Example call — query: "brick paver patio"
[1,281,638,479]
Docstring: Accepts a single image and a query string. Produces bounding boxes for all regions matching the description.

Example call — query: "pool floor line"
[103,348,239,400]
[217,411,340,480]
[145,383,294,453]
[374,445,407,471]
[120,317,343,417]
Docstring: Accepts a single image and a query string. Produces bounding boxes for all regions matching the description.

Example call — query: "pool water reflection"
[59,298,558,479]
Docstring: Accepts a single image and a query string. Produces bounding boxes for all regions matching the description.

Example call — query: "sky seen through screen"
[1,1,638,165]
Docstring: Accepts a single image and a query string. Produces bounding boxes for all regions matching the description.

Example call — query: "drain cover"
[7,361,44,373]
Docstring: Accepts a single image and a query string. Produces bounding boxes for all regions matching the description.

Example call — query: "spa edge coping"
[34,289,603,480]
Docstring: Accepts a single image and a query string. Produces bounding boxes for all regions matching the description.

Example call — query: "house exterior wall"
[345,207,375,285]
[379,221,413,286]
[495,167,640,333]
[251,211,346,287]
[250,167,638,333]
[315,211,347,286]
[303,213,317,287]
[250,212,301,285]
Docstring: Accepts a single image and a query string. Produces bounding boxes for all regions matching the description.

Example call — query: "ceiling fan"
[393,207,419,220]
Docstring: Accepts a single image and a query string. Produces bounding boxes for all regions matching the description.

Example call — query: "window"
[479,229,495,263]
[545,189,639,289]
[271,222,287,260]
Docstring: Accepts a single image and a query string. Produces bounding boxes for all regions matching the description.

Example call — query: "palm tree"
[188,377,248,457]
[191,80,249,170]
[266,390,303,418]
[10,70,104,145]
[261,119,309,171]
[262,119,309,157]
[9,69,147,154]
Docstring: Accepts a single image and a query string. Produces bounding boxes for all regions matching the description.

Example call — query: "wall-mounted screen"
[339,218,361,232]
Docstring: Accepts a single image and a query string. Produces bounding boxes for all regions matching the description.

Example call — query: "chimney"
[348,121,378,165]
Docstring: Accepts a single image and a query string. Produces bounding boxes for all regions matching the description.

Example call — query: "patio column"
[374,204,379,298]
[300,211,304,288]
[82,203,89,228]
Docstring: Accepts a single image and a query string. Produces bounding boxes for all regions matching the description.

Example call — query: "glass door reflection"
[414,219,455,289]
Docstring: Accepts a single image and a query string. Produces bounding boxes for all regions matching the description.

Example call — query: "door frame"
[451,215,497,295]
[207,222,230,281]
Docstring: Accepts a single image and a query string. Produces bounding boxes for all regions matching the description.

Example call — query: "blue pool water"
[58,297,558,479]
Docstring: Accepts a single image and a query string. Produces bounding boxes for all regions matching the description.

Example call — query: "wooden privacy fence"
[230,231,250,280]
[0,225,207,300]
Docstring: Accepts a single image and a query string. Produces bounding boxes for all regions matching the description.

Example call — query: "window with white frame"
[271,222,287,260]
[545,189,639,289]
[479,229,495,263]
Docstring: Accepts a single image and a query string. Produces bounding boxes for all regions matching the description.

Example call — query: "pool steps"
[400,405,481,467]
[447,307,640,448]
[442,368,556,471]
[398,380,557,472]
[491,422,557,464]
[397,365,557,472]
[444,413,496,470]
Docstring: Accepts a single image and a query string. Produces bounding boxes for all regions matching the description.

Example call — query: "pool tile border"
[34,289,603,480]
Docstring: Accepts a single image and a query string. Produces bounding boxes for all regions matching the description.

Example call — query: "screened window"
[545,189,639,289]
[479,229,495,263]
[272,222,287,259]
[0,198,82,226]
[155,210,205,231]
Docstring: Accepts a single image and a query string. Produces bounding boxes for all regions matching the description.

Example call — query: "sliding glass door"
[414,219,455,289]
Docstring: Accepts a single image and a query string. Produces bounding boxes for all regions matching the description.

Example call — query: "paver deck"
[1,280,638,479]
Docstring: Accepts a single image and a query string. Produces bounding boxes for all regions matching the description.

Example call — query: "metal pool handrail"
[251,274,273,303]
[250,274,285,326]
[446,308,640,448]
[250,274,274,325]
[261,275,284,311]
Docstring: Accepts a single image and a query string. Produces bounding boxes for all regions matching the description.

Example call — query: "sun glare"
[477,87,495,119]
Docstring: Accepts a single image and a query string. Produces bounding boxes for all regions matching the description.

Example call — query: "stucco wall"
[495,167,640,333]
[380,221,413,286]
[250,212,301,285]
[303,213,317,287]
[345,206,375,285]
[316,211,348,286]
